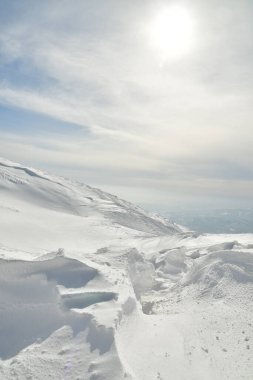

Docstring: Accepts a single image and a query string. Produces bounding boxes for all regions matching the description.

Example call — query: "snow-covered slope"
[0,158,253,380]
[0,157,180,231]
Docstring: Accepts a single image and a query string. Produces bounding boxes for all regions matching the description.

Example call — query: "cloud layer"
[0,0,253,207]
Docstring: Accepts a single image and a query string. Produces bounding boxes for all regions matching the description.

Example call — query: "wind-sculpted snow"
[0,252,134,379]
[123,242,253,380]
[152,247,187,281]
[0,257,113,359]
[62,292,117,309]
[180,249,253,302]
[0,158,253,379]
[127,249,156,299]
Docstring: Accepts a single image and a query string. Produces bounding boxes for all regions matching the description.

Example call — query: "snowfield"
[0,157,252,380]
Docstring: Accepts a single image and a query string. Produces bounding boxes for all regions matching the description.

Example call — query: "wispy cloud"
[0,0,253,206]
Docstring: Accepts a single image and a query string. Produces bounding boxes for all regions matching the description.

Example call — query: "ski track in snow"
[0,157,253,380]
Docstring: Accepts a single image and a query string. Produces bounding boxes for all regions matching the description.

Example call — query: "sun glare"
[149,5,195,59]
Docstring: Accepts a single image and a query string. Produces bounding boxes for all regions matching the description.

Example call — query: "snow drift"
[0,157,253,380]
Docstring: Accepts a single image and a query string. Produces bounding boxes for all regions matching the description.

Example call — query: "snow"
[0,157,253,379]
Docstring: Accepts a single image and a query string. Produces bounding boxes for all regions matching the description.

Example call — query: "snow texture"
[0,157,253,380]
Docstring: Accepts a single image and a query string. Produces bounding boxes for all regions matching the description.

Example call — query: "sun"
[148,5,195,59]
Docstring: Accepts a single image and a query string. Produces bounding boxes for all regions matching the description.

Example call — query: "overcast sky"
[0,0,253,210]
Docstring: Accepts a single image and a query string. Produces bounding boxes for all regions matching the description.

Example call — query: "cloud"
[0,0,253,206]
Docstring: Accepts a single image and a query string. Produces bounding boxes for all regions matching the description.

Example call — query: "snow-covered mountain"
[0,157,181,251]
[0,158,252,380]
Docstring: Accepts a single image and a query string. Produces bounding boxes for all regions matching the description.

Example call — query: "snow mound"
[182,250,253,299]
[153,247,187,281]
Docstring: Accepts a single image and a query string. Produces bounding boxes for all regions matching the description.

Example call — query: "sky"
[0,0,253,210]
